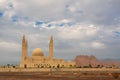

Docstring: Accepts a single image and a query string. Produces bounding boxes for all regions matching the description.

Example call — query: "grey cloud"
[1,0,120,25]
[0,0,120,64]
[65,0,120,25]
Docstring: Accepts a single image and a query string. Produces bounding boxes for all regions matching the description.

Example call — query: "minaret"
[49,36,54,60]
[22,34,28,62]
[25,38,28,56]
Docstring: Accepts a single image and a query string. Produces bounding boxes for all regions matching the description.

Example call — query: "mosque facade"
[20,35,75,68]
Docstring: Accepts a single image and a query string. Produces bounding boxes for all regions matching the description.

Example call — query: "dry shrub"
[112,73,119,79]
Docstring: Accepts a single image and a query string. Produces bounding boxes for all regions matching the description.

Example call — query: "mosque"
[20,35,75,68]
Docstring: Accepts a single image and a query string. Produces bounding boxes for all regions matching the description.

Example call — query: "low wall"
[0,68,120,72]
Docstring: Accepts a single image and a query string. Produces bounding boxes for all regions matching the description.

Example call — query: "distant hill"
[75,55,120,67]
[101,59,120,67]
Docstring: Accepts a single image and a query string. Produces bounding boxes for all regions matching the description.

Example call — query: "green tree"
[69,65,72,68]
[88,64,92,68]
[96,65,100,68]
[57,64,60,68]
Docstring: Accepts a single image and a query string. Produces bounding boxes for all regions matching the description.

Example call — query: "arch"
[24,64,27,68]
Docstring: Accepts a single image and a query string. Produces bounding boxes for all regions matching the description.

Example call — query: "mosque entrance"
[24,64,27,68]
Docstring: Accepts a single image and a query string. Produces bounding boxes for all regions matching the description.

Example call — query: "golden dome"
[32,48,44,56]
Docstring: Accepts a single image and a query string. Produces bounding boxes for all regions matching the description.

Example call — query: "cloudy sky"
[0,0,120,64]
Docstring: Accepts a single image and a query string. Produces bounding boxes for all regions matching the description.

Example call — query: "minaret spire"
[49,35,54,59]
[22,34,28,62]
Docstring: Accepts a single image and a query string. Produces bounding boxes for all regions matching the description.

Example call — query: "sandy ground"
[0,72,119,80]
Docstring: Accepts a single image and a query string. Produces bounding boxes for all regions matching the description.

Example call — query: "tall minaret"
[49,36,54,60]
[22,34,28,62]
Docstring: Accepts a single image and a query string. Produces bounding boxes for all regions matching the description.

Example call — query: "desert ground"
[0,71,119,80]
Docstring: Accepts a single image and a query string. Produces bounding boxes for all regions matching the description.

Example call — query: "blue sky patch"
[35,21,44,26]
[0,12,3,17]
[56,23,65,26]
[114,31,120,37]
[11,16,19,22]
[47,24,52,27]
[8,3,14,8]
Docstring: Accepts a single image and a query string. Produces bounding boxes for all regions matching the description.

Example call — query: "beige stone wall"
[0,67,120,72]
[20,58,75,68]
